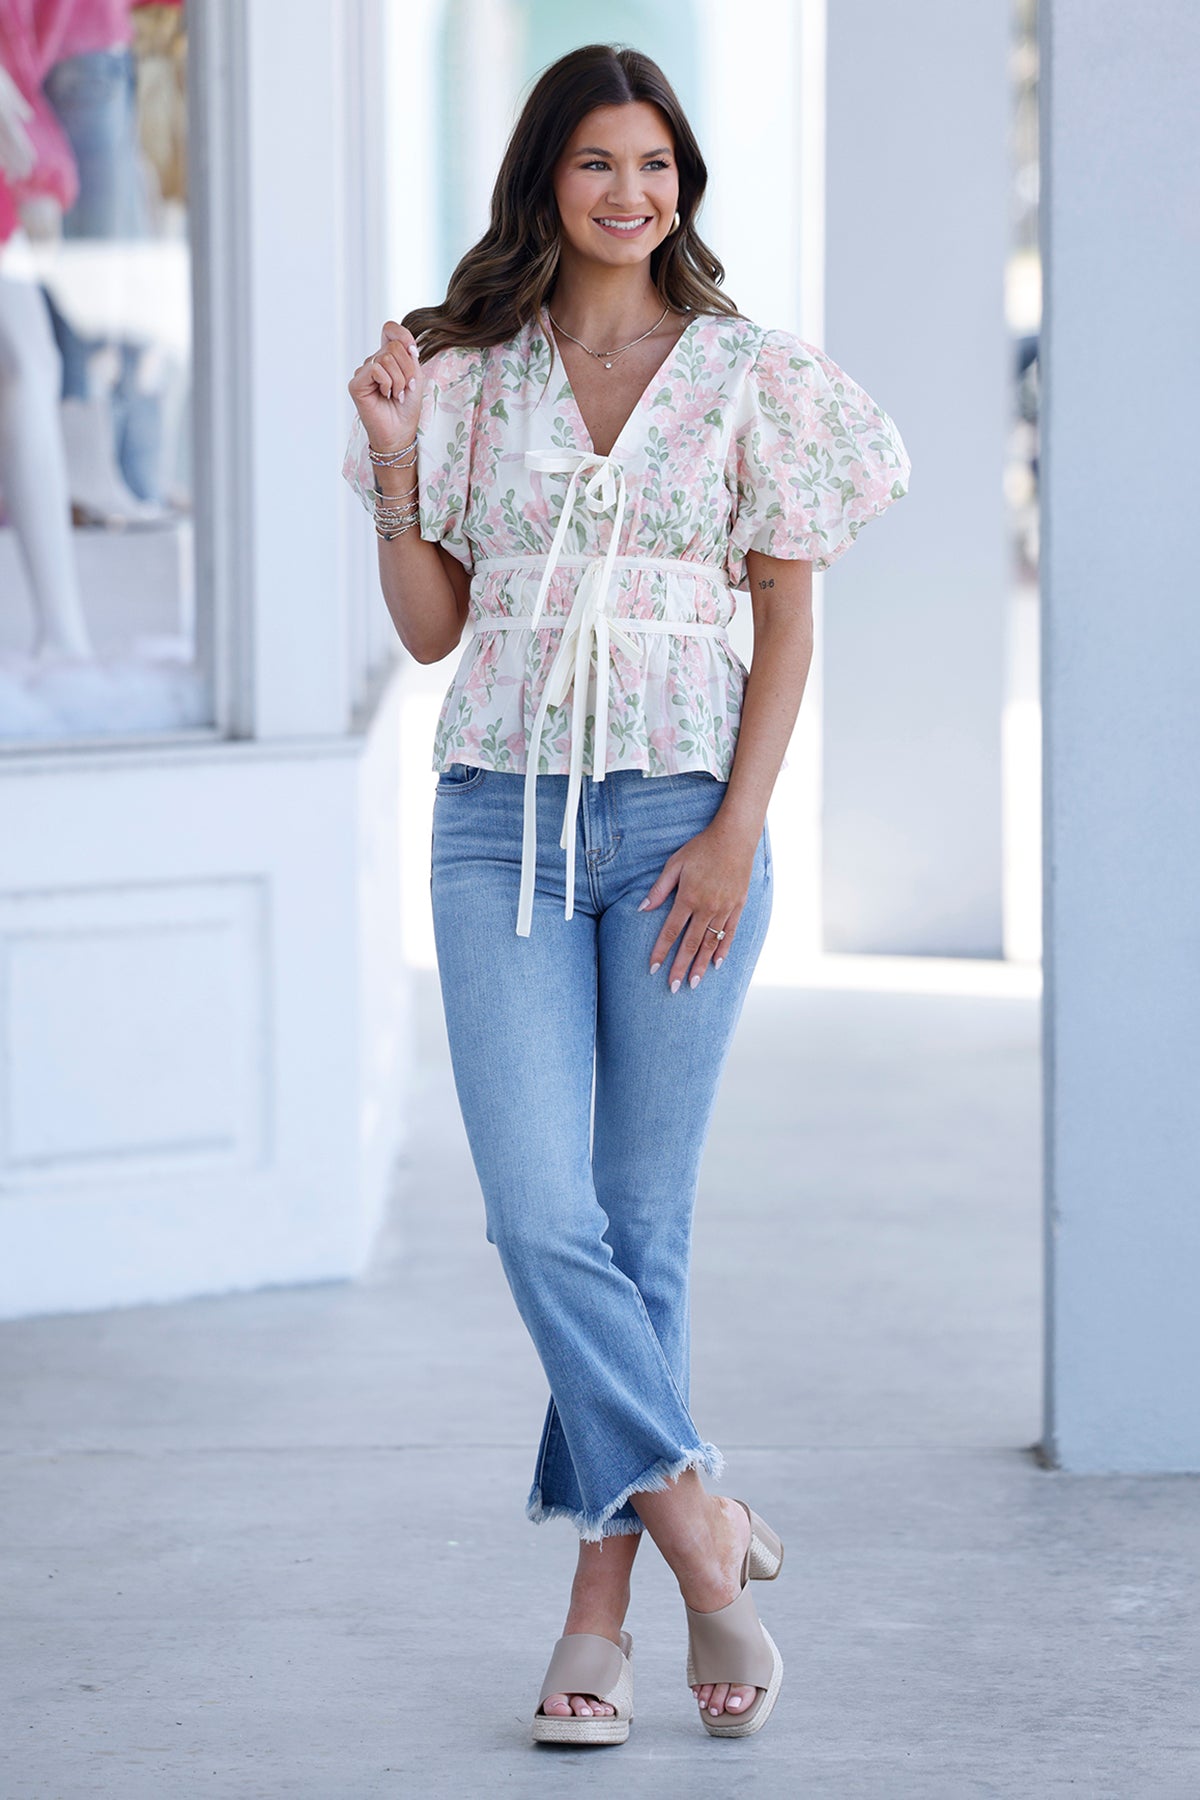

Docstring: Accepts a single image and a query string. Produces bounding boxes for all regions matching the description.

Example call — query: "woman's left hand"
[637,817,761,991]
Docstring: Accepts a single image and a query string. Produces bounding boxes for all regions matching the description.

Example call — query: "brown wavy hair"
[402,42,744,361]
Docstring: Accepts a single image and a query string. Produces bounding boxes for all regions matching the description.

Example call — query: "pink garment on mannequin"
[11,1,133,68]
[0,2,135,242]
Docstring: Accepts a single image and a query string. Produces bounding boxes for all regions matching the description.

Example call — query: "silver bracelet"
[367,434,418,467]
[372,484,421,540]
[372,493,420,520]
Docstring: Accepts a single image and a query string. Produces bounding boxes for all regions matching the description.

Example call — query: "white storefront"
[0,4,426,1314]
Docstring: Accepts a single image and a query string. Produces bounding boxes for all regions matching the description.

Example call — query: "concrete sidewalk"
[2,968,1198,1798]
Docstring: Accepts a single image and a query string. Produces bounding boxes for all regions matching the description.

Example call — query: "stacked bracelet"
[367,434,418,469]
[373,480,420,541]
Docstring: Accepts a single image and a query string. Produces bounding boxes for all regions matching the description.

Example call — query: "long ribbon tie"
[516,450,637,937]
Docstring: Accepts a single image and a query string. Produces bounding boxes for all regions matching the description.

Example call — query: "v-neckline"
[539,302,702,459]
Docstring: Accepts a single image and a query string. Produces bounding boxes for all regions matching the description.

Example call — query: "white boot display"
[58,388,170,529]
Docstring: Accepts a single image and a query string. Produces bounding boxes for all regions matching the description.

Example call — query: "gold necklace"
[546,302,672,369]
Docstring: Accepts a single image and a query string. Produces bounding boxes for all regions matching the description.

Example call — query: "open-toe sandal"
[685,1505,784,1738]
[531,1629,634,1745]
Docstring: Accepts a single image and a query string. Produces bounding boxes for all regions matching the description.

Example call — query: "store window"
[0,1,206,745]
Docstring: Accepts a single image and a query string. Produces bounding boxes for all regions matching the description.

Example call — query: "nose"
[606,171,646,209]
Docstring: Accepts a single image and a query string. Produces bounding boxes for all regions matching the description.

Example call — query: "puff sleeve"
[725,328,911,588]
[340,342,483,575]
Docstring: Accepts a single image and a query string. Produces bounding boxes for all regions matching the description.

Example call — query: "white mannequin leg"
[0,262,93,659]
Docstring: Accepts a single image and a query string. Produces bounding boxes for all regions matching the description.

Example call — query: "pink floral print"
[342,303,910,778]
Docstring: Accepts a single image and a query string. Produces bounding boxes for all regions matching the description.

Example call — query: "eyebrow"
[572,145,674,157]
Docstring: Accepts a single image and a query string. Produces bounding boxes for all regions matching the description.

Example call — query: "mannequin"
[41,0,170,518]
[0,59,92,659]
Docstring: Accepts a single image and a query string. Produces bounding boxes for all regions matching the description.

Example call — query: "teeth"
[596,218,649,230]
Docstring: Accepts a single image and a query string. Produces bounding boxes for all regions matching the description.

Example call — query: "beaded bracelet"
[372,479,418,504]
[367,433,418,468]
[372,486,419,517]
[372,481,421,541]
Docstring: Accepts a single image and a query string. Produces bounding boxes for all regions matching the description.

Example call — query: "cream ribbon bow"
[517,449,641,937]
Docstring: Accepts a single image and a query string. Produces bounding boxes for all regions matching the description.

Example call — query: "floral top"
[341,303,910,784]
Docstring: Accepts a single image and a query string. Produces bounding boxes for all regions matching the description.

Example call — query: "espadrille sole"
[531,1709,631,1745]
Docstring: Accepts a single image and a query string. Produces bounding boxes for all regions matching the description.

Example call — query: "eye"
[579,159,672,172]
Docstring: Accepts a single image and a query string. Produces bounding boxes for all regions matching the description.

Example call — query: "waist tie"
[465,449,730,937]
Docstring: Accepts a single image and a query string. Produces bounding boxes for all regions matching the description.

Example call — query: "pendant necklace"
[547,302,672,369]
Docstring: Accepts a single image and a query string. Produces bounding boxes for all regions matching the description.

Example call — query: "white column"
[1040,1,1200,1469]
[821,1,1010,954]
[238,0,356,738]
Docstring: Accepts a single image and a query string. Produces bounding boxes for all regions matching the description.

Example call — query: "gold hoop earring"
[672,210,681,232]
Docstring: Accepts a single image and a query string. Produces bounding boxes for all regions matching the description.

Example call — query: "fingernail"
[689,974,700,989]
[714,955,724,968]
[637,898,651,911]
[671,978,681,994]
[649,961,660,975]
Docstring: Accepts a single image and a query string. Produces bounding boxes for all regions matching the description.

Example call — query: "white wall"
[0,688,405,1316]
[1040,0,1200,1469]
[822,0,1010,956]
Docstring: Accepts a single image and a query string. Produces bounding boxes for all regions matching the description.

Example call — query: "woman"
[343,42,909,1746]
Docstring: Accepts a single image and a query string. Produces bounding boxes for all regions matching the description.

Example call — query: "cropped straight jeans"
[430,763,773,1540]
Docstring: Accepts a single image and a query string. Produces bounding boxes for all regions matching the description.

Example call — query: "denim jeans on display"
[42,286,164,500]
[43,48,151,240]
[40,51,163,500]
[430,764,773,1540]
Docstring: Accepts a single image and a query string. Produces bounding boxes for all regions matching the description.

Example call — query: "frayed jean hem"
[525,1440,726,1544]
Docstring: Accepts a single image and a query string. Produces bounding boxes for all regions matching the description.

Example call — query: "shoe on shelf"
[531,1629,634,1746]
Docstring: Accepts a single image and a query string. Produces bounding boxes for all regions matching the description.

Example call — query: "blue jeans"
[43,49,151,240]
[430,764,773,1540]
[41,50,163,501]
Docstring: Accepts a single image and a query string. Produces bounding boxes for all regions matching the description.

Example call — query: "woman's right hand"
[347,320,424,454]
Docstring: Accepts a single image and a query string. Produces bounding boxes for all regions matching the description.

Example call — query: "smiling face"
[552,101,680,268]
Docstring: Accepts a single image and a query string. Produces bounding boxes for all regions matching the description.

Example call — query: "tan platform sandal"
[686,1500,785,1738]
[531,1629,634,1745]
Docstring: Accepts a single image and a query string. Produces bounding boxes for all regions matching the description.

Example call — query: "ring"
[705,925,726,940]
